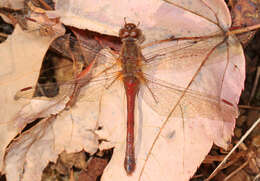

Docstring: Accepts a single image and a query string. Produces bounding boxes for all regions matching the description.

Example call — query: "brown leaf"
[78,157,108,181]
[231,0,260,45]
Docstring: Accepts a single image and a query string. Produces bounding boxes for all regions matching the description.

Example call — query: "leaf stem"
[227,24,260,36]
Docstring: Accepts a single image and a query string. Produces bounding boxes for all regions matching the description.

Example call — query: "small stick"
[223,160,249,181]
[238,105,260,111]
[205,118,260,181]
[249,66,260,103]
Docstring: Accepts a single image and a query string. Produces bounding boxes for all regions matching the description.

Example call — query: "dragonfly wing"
[139,75,225,121]
[141,36,226,73]
[15,48,121,103]
[77,73,121,102]
[139,35,238,120]
[51,34,118,67]
[69,48,122,103]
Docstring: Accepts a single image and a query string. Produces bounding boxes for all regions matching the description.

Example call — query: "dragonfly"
[15,16,236,175]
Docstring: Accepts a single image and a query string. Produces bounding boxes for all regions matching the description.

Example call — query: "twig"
[223,159,249,181]
[205,118,260,181]
[249,66,260,103]
[38,0,53,10]
[0,32,8,38]
[238,105,260,111]
[253,173,260,181]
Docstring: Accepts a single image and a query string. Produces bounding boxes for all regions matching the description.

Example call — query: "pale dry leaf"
[0,13,64,172]
[0,0,24,10]
[52,0,231,44]
[4,112,99,181]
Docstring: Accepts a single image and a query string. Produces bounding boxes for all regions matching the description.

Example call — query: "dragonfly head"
[119,21,144,42]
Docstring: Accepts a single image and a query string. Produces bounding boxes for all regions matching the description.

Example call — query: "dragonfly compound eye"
[119,29,130,39]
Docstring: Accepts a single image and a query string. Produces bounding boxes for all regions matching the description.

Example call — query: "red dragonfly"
[15,17,234,175]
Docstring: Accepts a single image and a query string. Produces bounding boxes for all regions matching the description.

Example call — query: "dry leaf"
[0,13,64,172]
[4,114,98,181]
[0,0,24,10]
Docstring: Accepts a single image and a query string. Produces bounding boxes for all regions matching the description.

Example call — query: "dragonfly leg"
[136,73,158,104]
[104,72,122,89]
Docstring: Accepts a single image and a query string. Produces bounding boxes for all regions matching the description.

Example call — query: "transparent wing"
[138,35,235,119]
[51,34,118,67]
[141,36,226,73]
[15,48,121,103]
[140,74,222,120]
